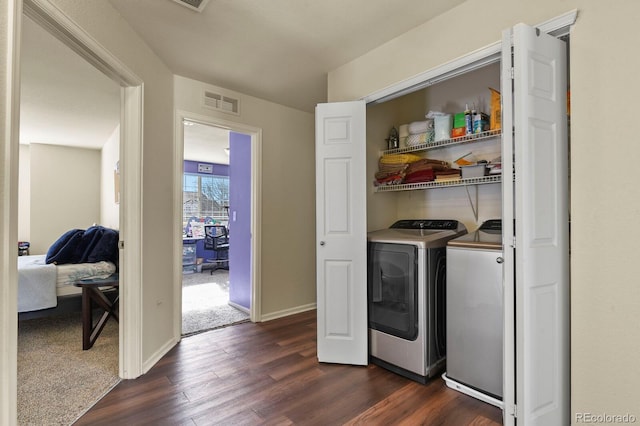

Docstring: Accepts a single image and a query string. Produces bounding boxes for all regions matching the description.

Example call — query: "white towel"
[398,124,410,138]
[408,120,433,135]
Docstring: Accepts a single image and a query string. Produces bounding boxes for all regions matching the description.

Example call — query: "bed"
[17,225,119,313]
[18,255,116,313]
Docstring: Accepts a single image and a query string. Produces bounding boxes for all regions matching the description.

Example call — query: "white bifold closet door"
[315,101,368,365]
[501,23,570,426]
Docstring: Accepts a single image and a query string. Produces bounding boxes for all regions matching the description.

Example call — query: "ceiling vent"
[171,0,210,13]
[203,91,240,116]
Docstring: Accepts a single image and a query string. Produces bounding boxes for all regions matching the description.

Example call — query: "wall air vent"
[203,91,240,116]
[171,0,210,13]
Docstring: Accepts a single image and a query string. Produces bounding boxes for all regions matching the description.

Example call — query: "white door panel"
[323,158,351,234]
[316,101,367,365]
[503,23,569,425]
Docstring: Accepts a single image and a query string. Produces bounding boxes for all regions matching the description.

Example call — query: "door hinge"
[118,240,124,249]
[510,67,515,79]
[512,236,516,248]
[509,404,517,418]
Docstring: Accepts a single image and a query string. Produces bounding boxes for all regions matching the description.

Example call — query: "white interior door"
[315,101,367,365]
[502,23,569,425]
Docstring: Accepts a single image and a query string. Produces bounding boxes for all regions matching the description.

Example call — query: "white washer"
[442,219,504,408]
[367,219,467,383]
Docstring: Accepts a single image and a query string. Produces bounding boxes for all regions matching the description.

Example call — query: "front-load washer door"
[368,242,418,341]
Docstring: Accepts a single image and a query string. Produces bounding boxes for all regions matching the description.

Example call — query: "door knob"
[320,241,326,246]
[496,257,504,264]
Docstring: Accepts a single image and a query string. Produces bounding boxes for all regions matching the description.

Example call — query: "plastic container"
[461,164,488,179]
[434,114,452,141]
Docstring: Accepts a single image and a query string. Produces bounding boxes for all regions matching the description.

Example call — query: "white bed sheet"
[18,254,117,312]
[18,255,56,313]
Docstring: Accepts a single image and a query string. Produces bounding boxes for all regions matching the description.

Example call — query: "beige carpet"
[182,269,250,336]
[18,313,120,425]
[16,271,246,424]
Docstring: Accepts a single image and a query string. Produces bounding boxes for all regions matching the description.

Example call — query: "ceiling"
[183,121,230,164]
[108,0,466,112]
[20,15,121,150]
[20,15,229,164]
[19,0,466,163]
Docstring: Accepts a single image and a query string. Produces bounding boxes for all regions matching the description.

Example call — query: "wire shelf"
[382,129,501,156]
[374,174,502,192]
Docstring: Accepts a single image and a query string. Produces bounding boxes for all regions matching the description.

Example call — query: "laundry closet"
[364,61,504,396]
[316,19,573,426]
[365,62,502,233]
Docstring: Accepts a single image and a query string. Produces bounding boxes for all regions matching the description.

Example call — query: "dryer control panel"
[391,219,459,230]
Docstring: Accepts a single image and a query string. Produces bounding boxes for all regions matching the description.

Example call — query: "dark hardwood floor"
[75,310,502,425]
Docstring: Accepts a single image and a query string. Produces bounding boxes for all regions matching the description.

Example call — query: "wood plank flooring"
[75,310,502,425]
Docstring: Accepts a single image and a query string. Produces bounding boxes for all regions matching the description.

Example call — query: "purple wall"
[228,132,252,309]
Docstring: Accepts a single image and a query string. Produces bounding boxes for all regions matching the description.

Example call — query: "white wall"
[174,76,316,318]
[18,132,119,253]
[29,143,100,254]
[328,0,640,421]
[18,131,120,254]
[100,125,119,229]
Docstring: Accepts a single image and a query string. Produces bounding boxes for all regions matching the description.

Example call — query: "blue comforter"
[45,226,119,266]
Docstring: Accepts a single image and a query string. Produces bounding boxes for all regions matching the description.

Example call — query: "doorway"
[181,121,251,335]
[5,0,148,423]
[2,1,147,423]
[17,14,122,425]
[179,118,258,335]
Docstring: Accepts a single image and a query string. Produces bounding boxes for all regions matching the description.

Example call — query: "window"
[183,173,229,228]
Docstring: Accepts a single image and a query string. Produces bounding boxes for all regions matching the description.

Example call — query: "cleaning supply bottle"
[464,104,473,135]
[472,107,481,134]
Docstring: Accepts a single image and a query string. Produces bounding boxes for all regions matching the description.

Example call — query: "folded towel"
[435,169,462,177]
[379,153,422,165]
[408,120,434,135]
[435,175,462,182]
[374,172,405,186]
[404,169,435,184]
[434,168,461,182]
[406,159,450,175]
[406,130,435,146]
[398,124,410,138]
[376,163,409,176]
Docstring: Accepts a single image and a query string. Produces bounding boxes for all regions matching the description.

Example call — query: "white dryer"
[367,219,467,383]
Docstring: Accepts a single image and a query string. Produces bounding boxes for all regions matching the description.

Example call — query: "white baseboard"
[143,336,179,374]
[259,303,316,322]
[228,300,250,314]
